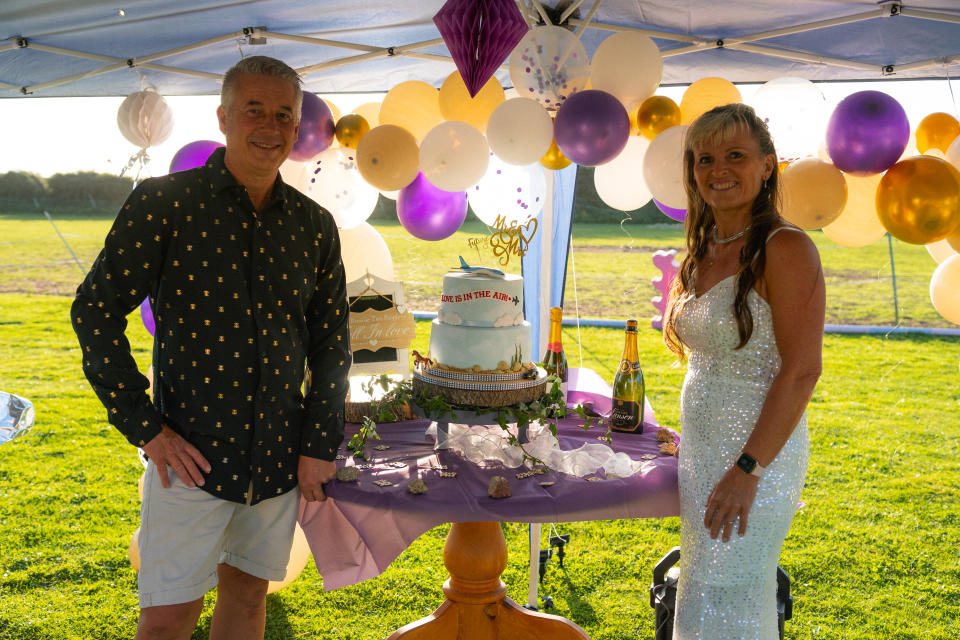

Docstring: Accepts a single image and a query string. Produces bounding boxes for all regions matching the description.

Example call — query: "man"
[72,56,350,639]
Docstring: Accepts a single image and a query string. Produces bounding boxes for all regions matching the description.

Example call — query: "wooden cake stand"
[387,520,590,640]
[389,405,590,640]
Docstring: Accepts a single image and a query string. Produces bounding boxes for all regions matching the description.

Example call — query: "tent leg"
[527,523,541,608]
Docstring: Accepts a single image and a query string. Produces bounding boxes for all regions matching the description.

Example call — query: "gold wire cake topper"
[488,215,538,267]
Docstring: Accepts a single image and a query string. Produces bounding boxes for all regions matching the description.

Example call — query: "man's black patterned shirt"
[72,148,351,505]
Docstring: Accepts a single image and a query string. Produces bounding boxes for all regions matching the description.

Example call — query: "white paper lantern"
[117,88,174,148]
[594,136,653,211]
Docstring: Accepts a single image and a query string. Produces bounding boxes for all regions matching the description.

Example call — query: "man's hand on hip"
[299,456,336,502]
[141,424,211,489]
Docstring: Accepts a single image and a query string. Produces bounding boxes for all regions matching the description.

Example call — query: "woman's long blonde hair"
[663,104,781,359]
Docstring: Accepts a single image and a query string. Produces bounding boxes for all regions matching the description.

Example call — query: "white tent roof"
[3,1,960,97]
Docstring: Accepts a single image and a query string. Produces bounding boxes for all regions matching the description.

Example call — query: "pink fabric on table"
[299,412,679,590]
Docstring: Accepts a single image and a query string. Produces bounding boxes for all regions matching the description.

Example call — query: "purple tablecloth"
[298,415,680,590]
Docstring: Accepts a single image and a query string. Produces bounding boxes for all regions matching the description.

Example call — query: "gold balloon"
[680,77,742,124]
[129,528,141,572]
[540,137,571,170]
[438,71,505,133]
[335,114,370,149]
[636,95,681,140]
[876,156,960,244]
[916,112,960,155]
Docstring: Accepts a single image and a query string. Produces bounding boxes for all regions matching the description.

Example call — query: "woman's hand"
[703,466,759,542]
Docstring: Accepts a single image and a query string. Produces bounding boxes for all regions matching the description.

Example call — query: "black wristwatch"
[736,452,765,478]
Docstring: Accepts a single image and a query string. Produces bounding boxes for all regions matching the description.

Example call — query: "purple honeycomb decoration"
[434,0,529,97]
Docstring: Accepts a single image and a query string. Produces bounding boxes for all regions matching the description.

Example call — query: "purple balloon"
[826,90,909,176]
[169,140,224,173]
[397,173,468,241]
[289,92,335,162]
[653,198,686,223]
[553,89,630,167]
[140,296,155,337]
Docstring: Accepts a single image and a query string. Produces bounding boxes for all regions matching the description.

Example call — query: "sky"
[0,80,958,179]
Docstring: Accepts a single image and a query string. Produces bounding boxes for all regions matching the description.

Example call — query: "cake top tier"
[438,271,524,328]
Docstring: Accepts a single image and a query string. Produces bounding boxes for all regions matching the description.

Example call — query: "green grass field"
[1,211,958,639]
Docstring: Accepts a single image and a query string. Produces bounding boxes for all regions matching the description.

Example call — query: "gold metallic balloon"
[916,112,960,155]
[335,114,370,149]
[636,95,681,140]
[876,156,960,244]
[540,137,571,170]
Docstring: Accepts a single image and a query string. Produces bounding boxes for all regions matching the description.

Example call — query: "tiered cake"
[413,269,547,407]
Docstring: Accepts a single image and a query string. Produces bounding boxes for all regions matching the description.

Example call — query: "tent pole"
[887,233,900,326]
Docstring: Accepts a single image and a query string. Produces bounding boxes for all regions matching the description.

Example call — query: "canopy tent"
[4,0,960,97]
[4,0,960,344]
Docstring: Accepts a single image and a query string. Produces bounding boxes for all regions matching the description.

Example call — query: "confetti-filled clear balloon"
[509,26,589,112]
[304,148,379,229]
[469,153,546,226]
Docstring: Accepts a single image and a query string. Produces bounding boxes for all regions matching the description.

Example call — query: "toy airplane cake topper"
[453,256,505,278]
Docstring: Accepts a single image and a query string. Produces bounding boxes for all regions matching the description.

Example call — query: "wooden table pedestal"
[387,521,590,640]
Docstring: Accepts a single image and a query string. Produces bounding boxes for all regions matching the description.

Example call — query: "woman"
[663,103,825,639]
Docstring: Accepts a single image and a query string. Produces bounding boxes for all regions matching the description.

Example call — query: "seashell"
[472,365,483,372]
[656,428,675,443]
[487,475,512,499]
[497,361,509,370]
[336,466,361,482]
[407,479,428,494]
[658,442,678,456]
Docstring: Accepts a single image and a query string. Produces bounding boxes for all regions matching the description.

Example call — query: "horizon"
[0,79,958,180]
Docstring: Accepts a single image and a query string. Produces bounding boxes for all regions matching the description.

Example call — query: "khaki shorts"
[138,460,299,608]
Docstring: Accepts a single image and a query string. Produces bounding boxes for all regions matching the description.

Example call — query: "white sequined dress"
[673,274,808,640]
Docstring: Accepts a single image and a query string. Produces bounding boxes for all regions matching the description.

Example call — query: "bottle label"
[547,342,563,353]
[610,399,643,433]
[617,358,641,374]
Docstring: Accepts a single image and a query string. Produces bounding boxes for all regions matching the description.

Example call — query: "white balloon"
[642,125,688,209]
[419,121,490,192]
[339,222,394,282]
[930,254,960,325]
[748,77,827,162]
[279,159,308,192]
[509,26,590,112]
[303,148,380,229]
[486,98,554,166]
[589,32,663,112]
[926,238,958,264]
[594,136,652,211]
[946,134,960,170]
[468,154,546,226]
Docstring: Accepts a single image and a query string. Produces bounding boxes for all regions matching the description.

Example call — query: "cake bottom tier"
[428,318,533,371]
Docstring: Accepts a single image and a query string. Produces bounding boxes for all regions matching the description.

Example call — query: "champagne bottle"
[610,319,645,434]
[541,307,568,402]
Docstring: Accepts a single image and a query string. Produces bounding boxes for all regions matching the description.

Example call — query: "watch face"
[737,454,757,474]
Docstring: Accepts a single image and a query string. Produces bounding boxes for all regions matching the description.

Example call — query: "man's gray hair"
[221,56,303,118]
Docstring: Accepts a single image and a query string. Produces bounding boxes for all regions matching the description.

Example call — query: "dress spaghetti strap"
[766,224,804,244]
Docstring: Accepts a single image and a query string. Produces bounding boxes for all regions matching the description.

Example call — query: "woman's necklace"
[712,225,752,244]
